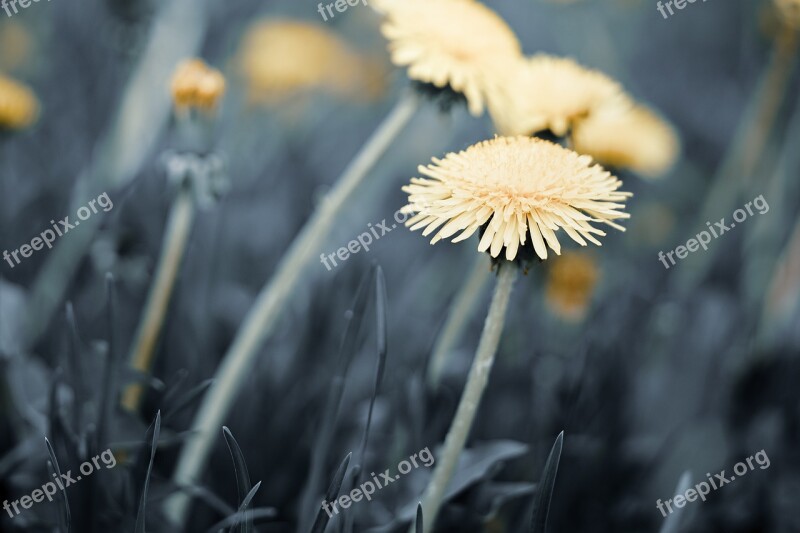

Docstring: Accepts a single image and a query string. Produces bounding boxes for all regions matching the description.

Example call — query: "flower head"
[170,59,226,112]
[488,54,625,137]
[545,251,600,321]
[237,19,384,104]
[0,74,39,130]
[402,136,631,262]
[775,0,800,29]
[373,0,521,116]
[572,102,679,178]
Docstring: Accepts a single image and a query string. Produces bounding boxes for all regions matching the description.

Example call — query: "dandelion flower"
[775,0,800,28]
[237,19,384,104]
[572,102,679,178]
[488,54,626,137]
[170,58,226,112]
[373,0,522,116]
[545,251,600,321]
[402,136,631,262]
[0,74,38,130]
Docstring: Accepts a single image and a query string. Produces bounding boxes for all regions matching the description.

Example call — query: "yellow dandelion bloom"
[572,102,679,178]
[545,251,600,322]
[0,74,38,130]
[775,0,800,28]
[402,136,631,262]
[488,54,626,137]
[237,19,384,104]
[170,59,226,112]
[373,0,522,116]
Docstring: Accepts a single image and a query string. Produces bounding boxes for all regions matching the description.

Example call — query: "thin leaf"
[163,379,214,423]
[226,481,262,533]
[223,427,253,533]
[415,503,423,533]
[530,431,564,533]
[45,438,71,533]
[135,411,161,533]
[309,452,351,533]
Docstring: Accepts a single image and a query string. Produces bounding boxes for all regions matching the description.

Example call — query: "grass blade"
[45,438,71,533]
[530,431,564,533]
[223,426,253,533]
[415,503,423,533]
[135,411,161,533]
[226,481,262,533]
[309,452,351,533]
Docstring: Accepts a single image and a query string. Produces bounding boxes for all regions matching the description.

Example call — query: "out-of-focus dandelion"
[0,73,38,130]
[0,22,33,72]
[170,58,226,113]
[403,136,631,262]
[572,101,680,178]
[237,19,386,104]
[775,0,800,29]
[545,251,600,321]
[488,54,625,137]
[408,136,629,533]
[122,60,227,413]
[373,0,522,115]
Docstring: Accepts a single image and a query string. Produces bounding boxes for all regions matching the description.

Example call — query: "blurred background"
[1,0,799,531]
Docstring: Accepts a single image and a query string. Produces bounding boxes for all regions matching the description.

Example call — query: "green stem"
[164,92,420,526]
[121,187,196,412]
[418,261,517,533]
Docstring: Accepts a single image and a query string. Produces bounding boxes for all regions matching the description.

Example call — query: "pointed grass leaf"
[45,438,71,533]
[135,411,161,533]
[530,431,564,533]
[309,452,352,533]
[223,426,253,533]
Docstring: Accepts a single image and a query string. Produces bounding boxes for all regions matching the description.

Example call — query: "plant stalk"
[418,261,517,533]
[121,186,196,412]
[164,92,420,526]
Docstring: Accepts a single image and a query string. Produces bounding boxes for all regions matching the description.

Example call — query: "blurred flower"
[0,22,33,72]
[373,0,522,116]
[0,73,38,130]
[545,251,600,321]
[488,54,625,137]
[170,58,226,112]
[572,101,679,178]
[775,0,800,28]
[402,136,630,261]
[237,19,385,105]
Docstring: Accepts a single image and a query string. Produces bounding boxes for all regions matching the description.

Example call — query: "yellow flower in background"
[237,19,385,105]
[775,0,800,28]
[545,251,600,322]
[488,54,625,137]
[572,101,679,178]
[0,74,39,130]
[170,59,226,112]
[402,136,631,262]
[373,0,522,116]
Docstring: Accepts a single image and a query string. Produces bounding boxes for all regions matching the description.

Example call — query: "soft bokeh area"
[1,0,799,531]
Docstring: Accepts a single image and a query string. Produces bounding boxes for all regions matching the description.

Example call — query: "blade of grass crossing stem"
[309,452,352,533]
[223,427,254,533]
[45,438,71,533]
[135,411,162,533]
[530,431,564,533]
[298,267,376,531]
[227,482,261,533]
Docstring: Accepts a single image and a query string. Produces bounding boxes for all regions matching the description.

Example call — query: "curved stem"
[164,92,420,526]
[418,261,517,533]
[426,256,492,390]
[121,187,196,412]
